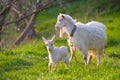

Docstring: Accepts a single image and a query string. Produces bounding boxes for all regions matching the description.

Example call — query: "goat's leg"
[69,46,77,62]
[69,48,75,62]
[83,54,88,66]
[102,48,105,58]
[84,57,87,66]
[97,56,100,66]
[55,63,59,71]
[48,62,52,72]
[65,62,70,68]
[96,49,102,66]
[73,46,78,62]
[64,59,70,68]
[87,55,92,64]
[81,50,88,66]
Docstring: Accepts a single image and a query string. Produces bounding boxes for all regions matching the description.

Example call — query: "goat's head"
[55,13,66,30]
[42,35,55,51]
[55,13,76,30]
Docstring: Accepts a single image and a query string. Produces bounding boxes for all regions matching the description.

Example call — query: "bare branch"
[4,0,54,26]
[14,0,54,45]
[14,13,37,45]
[11,3,29,23]
[0,5,11,27]
[12,6,22,16]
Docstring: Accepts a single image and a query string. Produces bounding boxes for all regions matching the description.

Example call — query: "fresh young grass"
[0,0,120,80]
[0,37,120,80]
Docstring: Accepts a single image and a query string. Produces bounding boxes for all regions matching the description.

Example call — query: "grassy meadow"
[0,1,120,80]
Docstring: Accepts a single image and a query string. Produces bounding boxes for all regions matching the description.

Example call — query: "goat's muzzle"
[55,27,60,31]
[47,48,52,52]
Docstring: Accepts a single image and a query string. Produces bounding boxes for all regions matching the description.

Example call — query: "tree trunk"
[0,6,11,49]
[0,6,11,29]
[14,13,38,45]
[27,26,36,39]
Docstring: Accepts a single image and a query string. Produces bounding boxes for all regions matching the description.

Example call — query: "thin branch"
[4,0,54,26]
[0,5,11,26]
[11,4,29,23]
[12,6,23,16]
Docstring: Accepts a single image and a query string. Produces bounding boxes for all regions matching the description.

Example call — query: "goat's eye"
[59,19,62,22]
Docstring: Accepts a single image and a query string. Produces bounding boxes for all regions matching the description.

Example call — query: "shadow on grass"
[0,58,33,79]
[106,40,120,48]
[108,52,120,59]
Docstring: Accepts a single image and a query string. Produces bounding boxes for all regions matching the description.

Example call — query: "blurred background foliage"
[0,0,120,49]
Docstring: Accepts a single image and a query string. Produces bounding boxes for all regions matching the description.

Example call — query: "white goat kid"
[55,13,107,66]
[42,35,69,72]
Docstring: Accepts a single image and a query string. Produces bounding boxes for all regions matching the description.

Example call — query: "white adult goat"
[55,13,107,66]
[42,35,69,72]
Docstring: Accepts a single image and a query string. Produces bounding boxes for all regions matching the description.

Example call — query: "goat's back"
[73,21,106,50]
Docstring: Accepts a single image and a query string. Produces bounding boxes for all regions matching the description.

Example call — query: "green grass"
[0,0,120,80]
[0,40,120,80]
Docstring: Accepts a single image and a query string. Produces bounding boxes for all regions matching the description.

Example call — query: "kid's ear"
[51,35,56,42]
[42,36,47,43]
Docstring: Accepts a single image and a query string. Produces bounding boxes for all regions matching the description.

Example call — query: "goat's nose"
[47,48,51,51]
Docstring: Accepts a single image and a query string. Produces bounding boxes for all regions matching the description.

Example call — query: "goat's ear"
[59,13,65,19]
[51,35,56,42]
[42,36,47,43]
[61,14,65,19]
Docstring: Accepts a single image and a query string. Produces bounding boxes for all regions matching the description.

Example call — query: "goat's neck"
[48,47,56,54]
[65,22,75,36]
